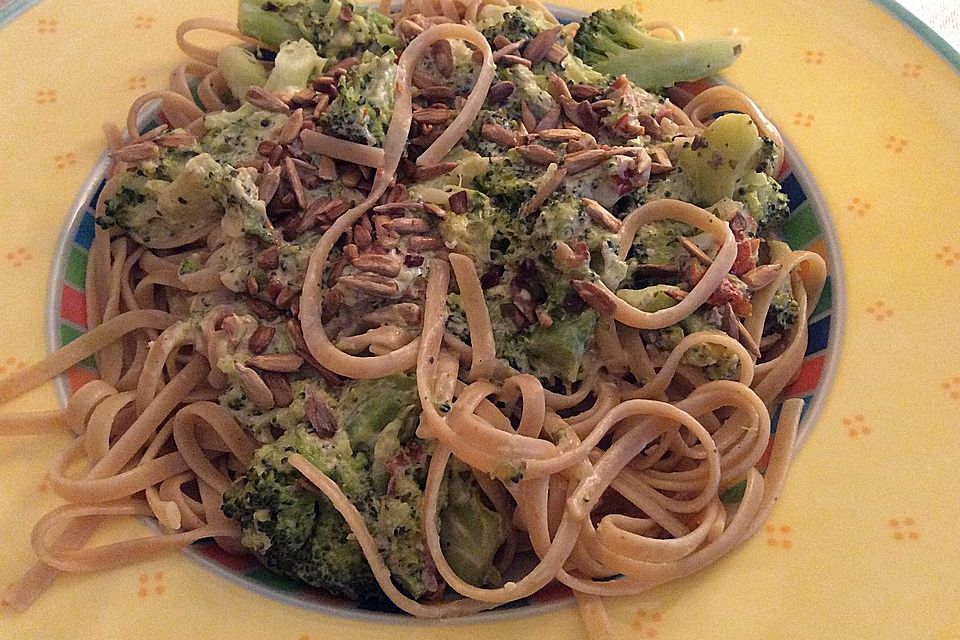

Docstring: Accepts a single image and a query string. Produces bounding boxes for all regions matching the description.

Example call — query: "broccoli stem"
[592,34,744,89]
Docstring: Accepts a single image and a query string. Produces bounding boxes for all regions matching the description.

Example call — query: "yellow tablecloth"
[1,1,959,638]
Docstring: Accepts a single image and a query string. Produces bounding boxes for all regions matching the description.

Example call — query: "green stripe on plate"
[812,277,833,318]
[65,246,88,290]
[59,324,96,368]
[781,201,819,249]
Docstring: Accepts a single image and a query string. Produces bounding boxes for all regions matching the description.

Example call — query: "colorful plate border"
[43,21,846,625]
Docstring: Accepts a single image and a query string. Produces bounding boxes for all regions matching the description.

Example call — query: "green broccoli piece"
[572,6,744,89]
[319,50,397,146]
[336,374,419,453]
[472,152,541,214]
[202,103,288,167]
[221,426,378,601]
[764,286,800,336]
[642,310,741,381]
[217,46,269,101]
[223,384,505,603]
[734,171,790,231]
[99,151,232,249]
[263,38,325,97]
[238,0,399,60]
[440,467,505,587]
[480,7,543,45]
[526,310,598,383]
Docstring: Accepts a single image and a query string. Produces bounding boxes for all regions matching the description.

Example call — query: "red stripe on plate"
[784,355,825,396]
[60,285,88,329]
[67,367,97,393]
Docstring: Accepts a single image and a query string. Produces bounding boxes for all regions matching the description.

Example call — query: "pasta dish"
[0,1,826,636]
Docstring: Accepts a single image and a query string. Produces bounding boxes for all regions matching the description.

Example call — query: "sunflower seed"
[154,133,197,148]
[547,73,572,100]
[741,264,783,290]
[498,54,532,67]
[111,142,159,162]
[413,107,454,124]
[447,190,469,214]
[679,236,714,265]
[248,325,276,355]
[408,235,444,252]
[235,363,275,409]
[305,391,337,437]
[247,353,304,372]
[516,144,558,165]
[278,108,304,145]
[481,122,519,148]
[571,279,618,315]
[414,162,457,181]
[262,371,294,408]
[256,245,280,270]
[536,127,581,142]
[563,148,611,175]
[283,157,307,209]
[519,99,538,132]
[523,26,562,64]
[419,85,455,103]
[569,84,602,100]
[522,167,567,215]
[582,197,621,232]
[534,105,562,132]
[257,165,282,204]
[487,81,515,105]
[352,254,402,277]
[433,39,454,77]
[246,86,290,113]
[387,217,432,234]
[337,274,400,297]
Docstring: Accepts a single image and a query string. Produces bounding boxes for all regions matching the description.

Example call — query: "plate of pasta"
[0,0,958,639]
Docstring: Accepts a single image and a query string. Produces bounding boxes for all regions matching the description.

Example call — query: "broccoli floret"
[202,103,288,167]
[263,38,325,97]
[238,0,399,60]
[336,374,419,453]
[217,46,269,101]
[525,309,598,383]
[223,376,504,603]
[642,309,741,381]
[734,171,790,231]
[472,152,541,214]
[765,286,800,336]
[221,426,378,600]
[480,8,543,45]
[99,151,234,249]
[572,6,744,89]
[320,50,397,146]
[440,466,505,587]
